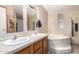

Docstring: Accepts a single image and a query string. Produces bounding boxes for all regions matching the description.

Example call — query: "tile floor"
[72,44,79,54]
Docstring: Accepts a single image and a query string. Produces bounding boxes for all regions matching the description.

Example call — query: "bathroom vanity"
[16,36,48,54]
[0,33,48,54]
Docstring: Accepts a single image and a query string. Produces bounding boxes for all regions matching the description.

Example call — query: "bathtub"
[48,34,69,40]
[48,34,72,54]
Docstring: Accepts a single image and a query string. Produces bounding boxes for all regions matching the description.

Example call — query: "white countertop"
[0,33,48,54]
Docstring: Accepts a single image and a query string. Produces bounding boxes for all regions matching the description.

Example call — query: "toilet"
[48,34,72,54]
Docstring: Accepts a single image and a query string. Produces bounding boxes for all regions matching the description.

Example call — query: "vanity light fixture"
[29,5,37,10]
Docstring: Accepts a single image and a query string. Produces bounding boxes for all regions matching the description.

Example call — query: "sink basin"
[3,37,30,45]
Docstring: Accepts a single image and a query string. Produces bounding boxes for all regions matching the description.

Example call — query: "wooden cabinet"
[34,48,42,54]
[16,46,33,54]
[33,40,42,54]
[42,37,48,54]
[16,36,48,54]
[7,15,16,33]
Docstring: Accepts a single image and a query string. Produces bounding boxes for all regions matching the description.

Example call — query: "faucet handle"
[13,35,17,39]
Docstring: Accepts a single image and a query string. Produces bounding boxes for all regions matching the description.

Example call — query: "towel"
[36,20,42,28]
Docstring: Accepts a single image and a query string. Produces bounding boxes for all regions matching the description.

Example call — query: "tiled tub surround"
[0,32,48,54]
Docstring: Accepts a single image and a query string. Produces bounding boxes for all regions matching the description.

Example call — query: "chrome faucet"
[13,33,22,40]
[13,34,17,40]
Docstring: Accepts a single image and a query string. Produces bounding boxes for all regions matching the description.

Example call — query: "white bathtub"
[48,34,71,54]
[48,34,69,40]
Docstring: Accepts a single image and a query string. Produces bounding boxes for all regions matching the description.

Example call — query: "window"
[57,13,64,29]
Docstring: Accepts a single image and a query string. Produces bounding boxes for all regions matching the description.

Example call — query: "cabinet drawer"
[33,40,42,51]
[34,48,42,54]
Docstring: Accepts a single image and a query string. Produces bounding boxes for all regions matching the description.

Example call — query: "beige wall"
[48,7,79,36]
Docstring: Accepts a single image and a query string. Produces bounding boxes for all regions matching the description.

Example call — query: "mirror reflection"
[0,6,6,33]
[27,5,37,31]
[0,5,38,33]
[7,5,23,33]
[14,5,23,32]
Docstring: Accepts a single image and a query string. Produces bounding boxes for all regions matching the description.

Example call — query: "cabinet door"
[33,40,42,54]
[16,46,33,54]
[34,48,42,54]
[42,37,48,54]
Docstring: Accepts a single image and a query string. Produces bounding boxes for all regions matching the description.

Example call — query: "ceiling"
[43,5,79,14]
[13,5,79,19]
[43,5,65,12]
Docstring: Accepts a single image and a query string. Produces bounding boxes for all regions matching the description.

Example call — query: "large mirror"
[13,5,23,32]
[9,5,37,33]
[6,5,23,33]
[27,5,37,31]
[0,6,6,33]
[0,5,38,33]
